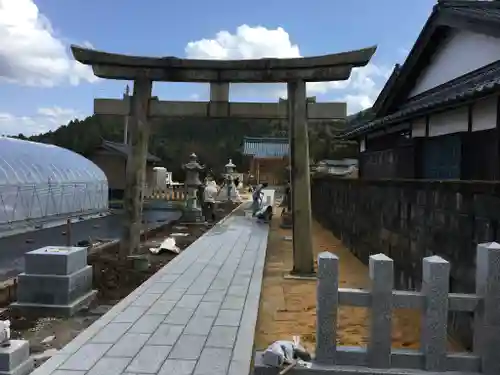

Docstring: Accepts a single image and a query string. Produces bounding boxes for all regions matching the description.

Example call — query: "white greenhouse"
[0,137,108,229]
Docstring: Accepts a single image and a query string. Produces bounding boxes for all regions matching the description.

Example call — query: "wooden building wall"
[249,157,287,185]
[358,95,500,181]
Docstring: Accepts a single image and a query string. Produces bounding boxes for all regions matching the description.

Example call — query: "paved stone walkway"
[33,208,269,375]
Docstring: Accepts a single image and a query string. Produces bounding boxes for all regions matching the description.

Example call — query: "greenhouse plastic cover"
[0,137,108,226]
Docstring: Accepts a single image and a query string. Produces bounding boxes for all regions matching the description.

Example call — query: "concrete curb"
[217,200,251,226]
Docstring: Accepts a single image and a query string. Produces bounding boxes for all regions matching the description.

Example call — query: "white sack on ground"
[149,237,180,254]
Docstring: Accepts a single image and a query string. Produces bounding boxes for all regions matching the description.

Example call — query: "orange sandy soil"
[254,209,463,354]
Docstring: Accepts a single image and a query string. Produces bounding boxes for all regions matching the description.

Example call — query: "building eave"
[99,140,161,163]
[242,136,289,144]
[242,136,289,158]
[338,60,500,140]
[375,0,500,118]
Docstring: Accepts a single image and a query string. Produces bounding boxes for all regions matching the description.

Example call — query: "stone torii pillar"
[210,82,230,117]
[210,82,229,101]
[121,75,152,257]
[287,80,314,275]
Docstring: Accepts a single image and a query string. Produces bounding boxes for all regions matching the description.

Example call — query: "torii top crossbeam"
[70,45,377,83]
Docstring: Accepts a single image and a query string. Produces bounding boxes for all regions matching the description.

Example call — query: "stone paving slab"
[32,206,269,375]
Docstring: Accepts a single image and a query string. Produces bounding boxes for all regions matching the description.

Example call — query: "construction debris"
[0,320,9,345]
[40,335,55,345]
[149,237,180,255]
[173,226,188,231]
[170,232,189,237]
[32,348,59,366]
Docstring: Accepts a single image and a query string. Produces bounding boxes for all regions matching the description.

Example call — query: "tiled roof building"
[339,0,500,181]
[242,137,289,185]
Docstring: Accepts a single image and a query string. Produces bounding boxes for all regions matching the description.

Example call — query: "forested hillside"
[14,115,357,179]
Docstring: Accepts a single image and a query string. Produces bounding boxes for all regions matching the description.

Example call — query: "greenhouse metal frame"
[0,137,108,231]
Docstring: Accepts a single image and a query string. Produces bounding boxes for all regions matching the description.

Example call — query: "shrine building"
[242,136,289,185]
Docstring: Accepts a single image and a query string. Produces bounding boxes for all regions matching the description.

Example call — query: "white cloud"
[185,25,390,113]
[0,106,81,136]
[398,47,410,57]
[0,0,97,87]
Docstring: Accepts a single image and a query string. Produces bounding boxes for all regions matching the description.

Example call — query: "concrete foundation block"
[10,289,97,318]
[280,212,293,229]
[0,340,33,375]
[181,208,204,223]
[16,265,93,305]
[24,246,88,276]
[12,244,96,317]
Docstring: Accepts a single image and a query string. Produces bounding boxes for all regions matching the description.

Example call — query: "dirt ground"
[0,202,239,358]
[255,208,463,354]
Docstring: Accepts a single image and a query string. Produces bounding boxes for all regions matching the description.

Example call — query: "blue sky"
[0,0,437,135]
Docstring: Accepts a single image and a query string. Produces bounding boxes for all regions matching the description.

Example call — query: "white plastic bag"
[0,320,11,344]
[149,237,180,255]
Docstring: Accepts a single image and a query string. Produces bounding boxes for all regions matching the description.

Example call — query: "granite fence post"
[474,242,500,375]
[420,255,450,371]
[315,252,338,364]
[367,253,393,368]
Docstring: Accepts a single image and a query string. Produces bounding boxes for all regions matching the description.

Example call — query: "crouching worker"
[252,182,268,216]
[256,205,273,223]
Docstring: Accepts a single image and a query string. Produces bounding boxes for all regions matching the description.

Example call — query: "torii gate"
[71,45,376,276]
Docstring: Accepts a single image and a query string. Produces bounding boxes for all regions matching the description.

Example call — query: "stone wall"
[311,176,500,348]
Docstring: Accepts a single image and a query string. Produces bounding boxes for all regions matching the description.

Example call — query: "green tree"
[12,115,353,177]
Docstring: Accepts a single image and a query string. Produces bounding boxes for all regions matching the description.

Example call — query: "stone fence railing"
[315,243,500,375]
[311,177,500,348]
[144,184,186,201]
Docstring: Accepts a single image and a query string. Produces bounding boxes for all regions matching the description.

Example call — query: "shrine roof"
[242,137,289,158]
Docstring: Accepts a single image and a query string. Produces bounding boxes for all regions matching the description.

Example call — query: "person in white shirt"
[203,178,218,222]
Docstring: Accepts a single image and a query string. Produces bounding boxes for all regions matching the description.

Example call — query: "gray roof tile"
[341,60,500,138]
[101,140,161,162]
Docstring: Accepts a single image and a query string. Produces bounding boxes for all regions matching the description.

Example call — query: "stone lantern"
[182,153,204,222]
[225,159,236,175]
[225,159,236,202]
[216,158,241,203]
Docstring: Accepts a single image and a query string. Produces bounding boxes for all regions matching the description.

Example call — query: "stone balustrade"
[145,184,186,201]
[314,242,500,375]
[310,177,500,347]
